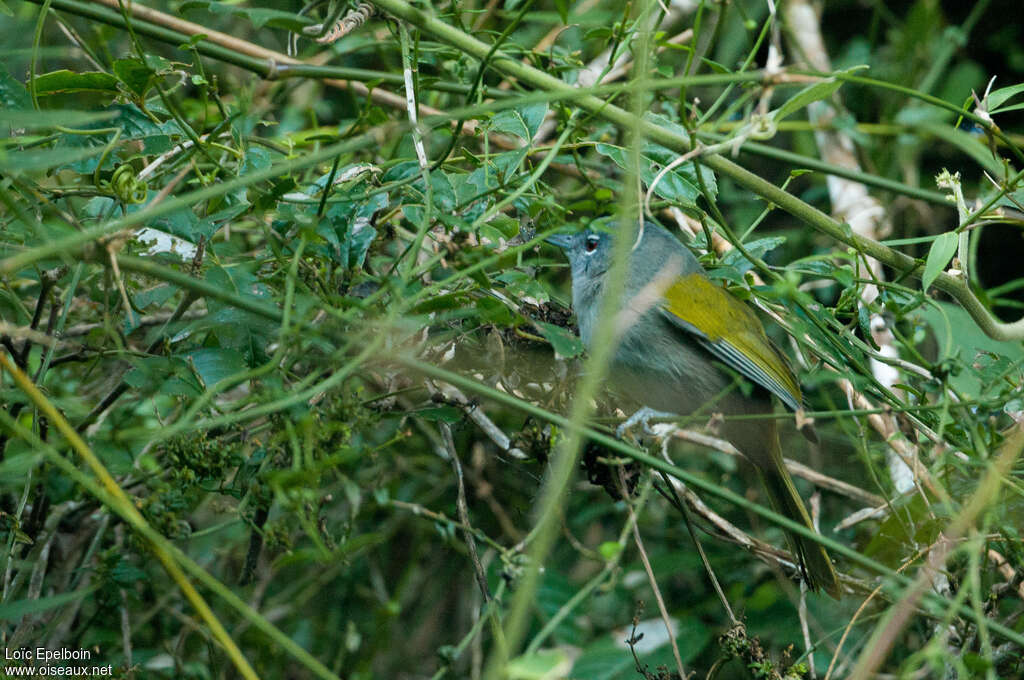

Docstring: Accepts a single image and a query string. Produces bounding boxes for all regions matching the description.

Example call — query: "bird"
[547,221,840,597]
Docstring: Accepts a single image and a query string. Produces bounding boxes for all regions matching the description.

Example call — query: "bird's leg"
[616,407,679,439]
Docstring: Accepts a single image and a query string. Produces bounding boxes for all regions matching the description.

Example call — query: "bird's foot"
[615,407,678,440]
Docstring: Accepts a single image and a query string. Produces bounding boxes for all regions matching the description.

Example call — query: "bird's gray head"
[547,222,703,344]
[545,230,613,284]
[547,222,700,293]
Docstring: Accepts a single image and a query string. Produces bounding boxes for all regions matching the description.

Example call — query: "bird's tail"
[758,441,841,599]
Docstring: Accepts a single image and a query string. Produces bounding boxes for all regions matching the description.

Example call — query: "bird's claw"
[615,407,677,440]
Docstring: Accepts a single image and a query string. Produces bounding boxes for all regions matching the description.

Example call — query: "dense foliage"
[1,1,1023,678]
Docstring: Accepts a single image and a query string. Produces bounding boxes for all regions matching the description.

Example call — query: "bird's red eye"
[585,236,600,253]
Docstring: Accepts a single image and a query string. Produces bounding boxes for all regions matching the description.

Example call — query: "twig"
[107,241,137,328]
[84,0,394,111]
[529,24,693,141]
[836,378,944,504]
[619,471,688,680]
[799,579,815,679]
[120,589,133,674]
[429,382,528,459]
[6,501,80,649]
[389,499,504,553]
[834,503,889,532]
[18,266,61,365]
[987,549,1024,601]
[802,492,824,678]
[524,495,642,656]
[0,322,79,351]
[399,21,429,171]
[647,424,879,600]
[440,422,491,602]
[601,28,694,85]
[45,511,110,649]
[655,469,737,625]
[239,505,269,586]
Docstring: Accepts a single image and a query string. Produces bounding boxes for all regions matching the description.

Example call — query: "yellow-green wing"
[661,273,802,411]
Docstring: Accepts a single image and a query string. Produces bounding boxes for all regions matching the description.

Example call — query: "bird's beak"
[544,233,574,250]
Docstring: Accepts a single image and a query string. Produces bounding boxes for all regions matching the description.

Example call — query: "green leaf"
[519,102,548,140]
[0,109,116,129]
[554,0,569,23]
[478,224,505,246]
[487,214,520,239]
[342,220,378,269]
[0,451,42,484]
[110,558,149,586]
[0,145,107,173]
[536,321,583,358]
[571,618,711,680]
[506,649,571,680]
[30,69,119,95]
[474,297,512,324]
[134,284,177,310]
[193,267,279,365]
[50,103,174,174]
[987,82,1024,113]
[491,103,548,141]
[428,170,457,212]
[535,570,582,644]
[918,122,1002,175]
[149,206,215,243]
[921,231,958,291]
[773,78,842,121]
[0,588,97,621]
[113,57,157,97]
[986,101,1024,114]
[183,348,249,387]
[125,356,203,397]
[496,270,549,303]
[569,640,635,680]
[918,301,1024,396]
[595,113,717,204]
[241,146,273,174]
[0,65,31,109]
[595,143,710,207]
[858,304,878,350]
[720,236,786,275]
